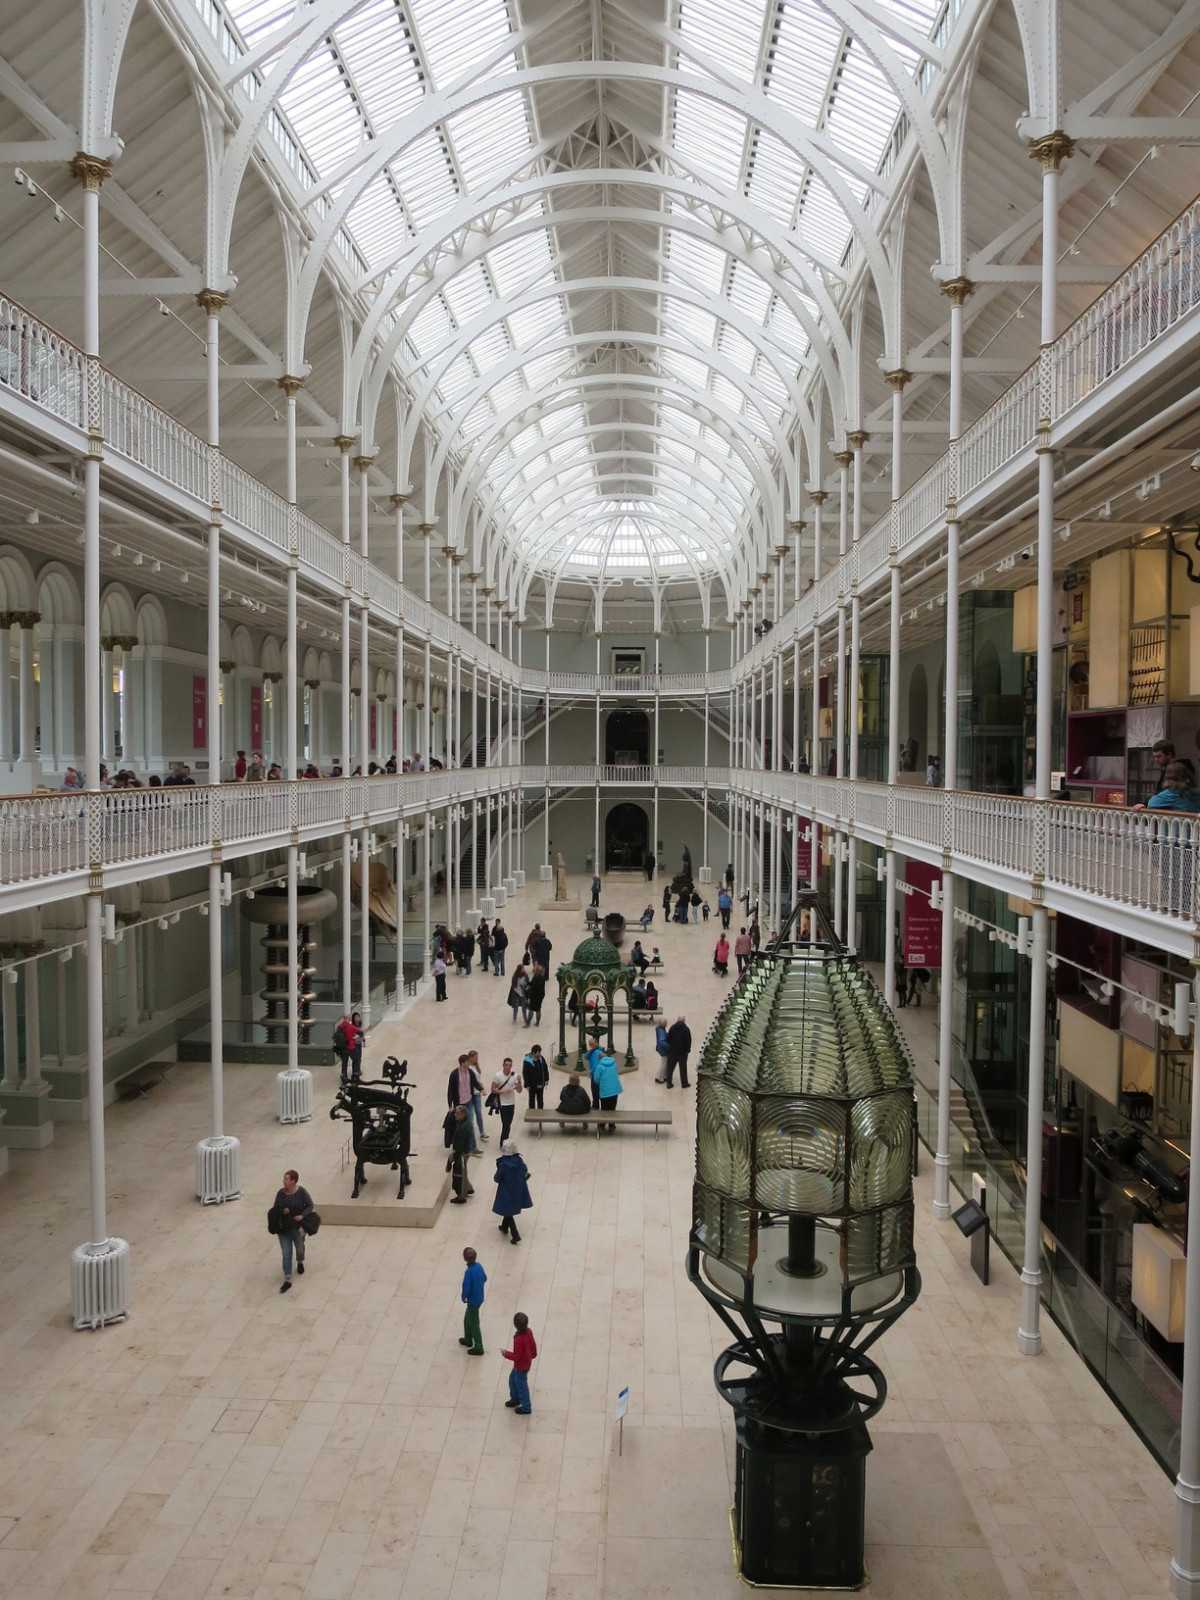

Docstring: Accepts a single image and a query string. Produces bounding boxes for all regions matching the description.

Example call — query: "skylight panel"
[726,263,772,324]
[394,127,458,231]
[415,0,514,92]
[712,373,749,414]
[768,298,810,360]
[823,45,898,167]
[745,130,808,229]
[676,0,763,85]
[488,227,555,298]
[666,230,727,297]
[487,371,527,415]
[465,324,511,377]
[218,0,292,49]
[506,299,566,352]
[672,89,747,193]
[717,324,759,374]
[349,173,412,267]
[437,354,481,407]
[752,355,787,404]
[662,302,718,350]
[408,298,456,366]
[660,351,711,391]
[335,2,426,124]
[281,53,365,173]
[765,4,844,126]
[796,177,852,262]
[441,262,494,325]
[451,91,532,195]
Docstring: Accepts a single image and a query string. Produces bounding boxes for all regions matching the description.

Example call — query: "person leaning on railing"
[1132,761,1200,813]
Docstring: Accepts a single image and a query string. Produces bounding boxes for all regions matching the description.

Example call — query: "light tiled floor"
[0,876,1177,1598]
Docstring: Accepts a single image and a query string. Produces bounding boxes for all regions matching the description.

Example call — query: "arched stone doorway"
[605,802,649,871]
[606,708,649,765]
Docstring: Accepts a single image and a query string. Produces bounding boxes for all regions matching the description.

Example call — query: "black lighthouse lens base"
[733,1412,872,1590]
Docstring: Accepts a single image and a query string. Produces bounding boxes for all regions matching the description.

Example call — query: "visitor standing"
[502,1312,537,1414]
[492,1140,533,1244]
[524,966,546,1026]
[446,1056,480,1154]
[432,952,448,1002]
[584,1033,604,1110]
[734,926,752,974]
[459,1247,486,1352]
[523,1044,548,1109]
[665,1015,692,1088]
[590,873,601,907]
[478,918,493,974]
[591,1049,623,1133]
[492,920,509,977]
[448,1107,476,1200]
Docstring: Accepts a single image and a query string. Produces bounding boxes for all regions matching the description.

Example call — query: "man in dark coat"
[665,1014,693,1089]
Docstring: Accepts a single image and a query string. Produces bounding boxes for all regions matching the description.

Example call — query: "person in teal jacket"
[590,1051,622,1133]
[1146,762,1200,812]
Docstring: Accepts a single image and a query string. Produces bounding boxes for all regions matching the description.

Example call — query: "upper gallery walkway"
[1,197,1199,694]
[2,765,1199,960]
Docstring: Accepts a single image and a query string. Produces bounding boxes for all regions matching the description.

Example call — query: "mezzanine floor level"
[0,768,1197,962]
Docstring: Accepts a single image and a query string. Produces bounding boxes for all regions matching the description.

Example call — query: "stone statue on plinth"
[555,852,568,901]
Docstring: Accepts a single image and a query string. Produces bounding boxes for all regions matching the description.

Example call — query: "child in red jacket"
[502,1312,537,1415]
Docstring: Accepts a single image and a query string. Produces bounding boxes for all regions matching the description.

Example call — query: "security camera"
[159,302,170,317]
[13,167,25,185]
[1190,453,1200,472]
[1020,548,1031,561]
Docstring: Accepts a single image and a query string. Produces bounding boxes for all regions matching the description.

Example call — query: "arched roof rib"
[352,185,841,450]
[474,439,757,582]
[450,383,773,539]
[202,0,955,592]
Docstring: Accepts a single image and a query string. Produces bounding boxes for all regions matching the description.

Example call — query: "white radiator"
[465,907,481,925]
[698,866,714,884]
[538,865,553,883]
[71,1238,131,1330]
[503,876,517,896]
[492,886,508,907]
[195,1135,243,1204]
[480,896,497,917]
[276,1068,313,1125]
[514,870,526,889]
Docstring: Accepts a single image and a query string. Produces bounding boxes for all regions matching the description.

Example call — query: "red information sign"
[250,684,263,750]
[796,822,821,880]
[192,674,207,750]
[903,860,942,968]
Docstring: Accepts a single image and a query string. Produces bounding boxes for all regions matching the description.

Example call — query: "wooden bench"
[118,1063,170,1101]
[524,1107,673,1140]
[627,1008,664,1023]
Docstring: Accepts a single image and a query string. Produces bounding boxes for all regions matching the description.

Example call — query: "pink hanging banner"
[903,860,942,968]
[192,675,207,750]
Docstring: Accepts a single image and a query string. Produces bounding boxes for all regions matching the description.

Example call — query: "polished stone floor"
[0,875,1177,1598]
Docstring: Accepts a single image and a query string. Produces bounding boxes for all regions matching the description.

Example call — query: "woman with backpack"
[477,918,493,974]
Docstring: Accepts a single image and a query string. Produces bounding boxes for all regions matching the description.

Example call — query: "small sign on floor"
[615,1385,629,1454]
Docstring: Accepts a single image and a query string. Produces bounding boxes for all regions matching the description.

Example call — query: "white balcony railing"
[4,770,1199,952]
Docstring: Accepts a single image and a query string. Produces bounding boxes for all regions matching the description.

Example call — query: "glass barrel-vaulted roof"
[197,0,953,590]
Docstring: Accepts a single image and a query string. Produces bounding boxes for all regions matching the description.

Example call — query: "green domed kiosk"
[555,933,637,1070]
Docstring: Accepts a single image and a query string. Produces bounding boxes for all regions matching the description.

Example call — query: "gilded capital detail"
[1028,131,1075,171]
[939,276,975,306]
[847,430,868,450]
[277,375,304,397]
[69,152,113,190]
[195,288,230,317]
[834,451,853,470]
[884,369,912,391]
[333,435,355,453]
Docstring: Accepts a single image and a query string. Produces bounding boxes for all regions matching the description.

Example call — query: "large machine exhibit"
[689,893,920,1589]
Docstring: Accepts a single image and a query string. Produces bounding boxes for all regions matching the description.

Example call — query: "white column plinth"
[71,1237,131,1330]
[276,1068,313,1124]
[195,1135,243,1203]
